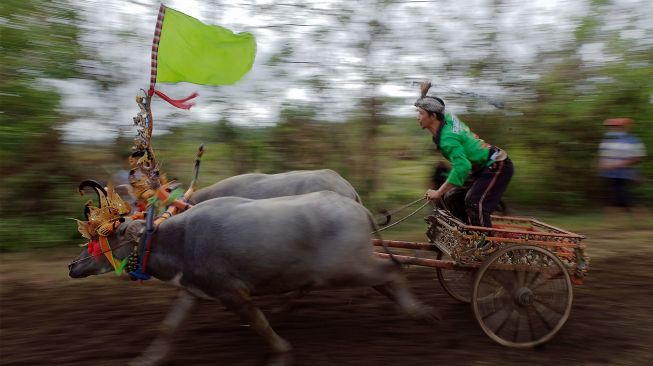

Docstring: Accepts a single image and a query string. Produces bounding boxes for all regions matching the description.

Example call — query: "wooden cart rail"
[371,239,575,272]
[431,214,586,249]
[482,215,585,236]
[373,247,569,275]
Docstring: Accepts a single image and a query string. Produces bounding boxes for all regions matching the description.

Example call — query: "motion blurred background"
[1,0,652,250]
[2,2,653,366]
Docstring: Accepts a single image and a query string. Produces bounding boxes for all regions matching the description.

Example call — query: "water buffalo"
[188,169,361,204]
[69,191,435,366]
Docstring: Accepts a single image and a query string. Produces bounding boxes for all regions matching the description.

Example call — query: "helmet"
[414,96,445,114]
[603,118,633,127]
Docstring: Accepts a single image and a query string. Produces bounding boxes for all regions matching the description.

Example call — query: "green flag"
[155,7,257,85]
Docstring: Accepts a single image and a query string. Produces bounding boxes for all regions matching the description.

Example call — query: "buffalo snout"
[68,251,101,278]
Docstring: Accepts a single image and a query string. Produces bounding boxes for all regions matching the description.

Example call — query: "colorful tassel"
[151,89,198,110]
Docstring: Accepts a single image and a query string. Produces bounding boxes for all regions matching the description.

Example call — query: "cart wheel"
[436,250,473,303]
[472,245,573,348]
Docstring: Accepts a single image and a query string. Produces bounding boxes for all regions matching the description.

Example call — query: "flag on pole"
[149,4,257,109]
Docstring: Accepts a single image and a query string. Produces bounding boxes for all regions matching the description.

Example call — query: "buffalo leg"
[370,265,440,322]
[221,289,292,354]
[128,290,197,366]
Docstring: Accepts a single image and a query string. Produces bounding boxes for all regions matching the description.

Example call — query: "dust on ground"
[1,228,652,366]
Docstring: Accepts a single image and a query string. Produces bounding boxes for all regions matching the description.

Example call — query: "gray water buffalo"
[188,169,361,204]
[69,191,435,366]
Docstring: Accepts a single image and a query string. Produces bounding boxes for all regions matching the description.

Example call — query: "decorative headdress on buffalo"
[76,180,132,274]
[74,92,167,275]
[75,91,164,241]
[76,180,131,239]
[71,4,255,278]
[72,91,163,276]
[73,92,199,278]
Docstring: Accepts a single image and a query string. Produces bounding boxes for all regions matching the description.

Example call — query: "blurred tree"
[355,15,389,198]
[3,0,653,250]
[214,118,263,174]
[269,105,325,171]
[268,103,359,176]
[507,0,653,209]
[0,0,86,247]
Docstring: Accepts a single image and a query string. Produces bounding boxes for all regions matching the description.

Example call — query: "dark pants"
[606,178,633,208]
[443,158,514,228]
[441,186,469,223]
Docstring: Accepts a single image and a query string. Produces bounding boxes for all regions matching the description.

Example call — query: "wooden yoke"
[152,144,203,227]
[153,185,194,227]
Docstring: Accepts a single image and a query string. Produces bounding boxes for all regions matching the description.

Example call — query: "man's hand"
[424,189,441,201]
[420,81,432,97]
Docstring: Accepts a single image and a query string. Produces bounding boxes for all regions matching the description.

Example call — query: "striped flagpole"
[148,3,166,96]
[146,3,198,109]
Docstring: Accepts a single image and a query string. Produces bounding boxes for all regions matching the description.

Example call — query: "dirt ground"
[1,228,653,366]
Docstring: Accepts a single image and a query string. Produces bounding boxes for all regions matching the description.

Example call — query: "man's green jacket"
[433,113,492,187]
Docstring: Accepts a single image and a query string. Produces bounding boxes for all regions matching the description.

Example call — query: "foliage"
[1,1,652,251]
[0,0,88,250]
[0,0,85,170]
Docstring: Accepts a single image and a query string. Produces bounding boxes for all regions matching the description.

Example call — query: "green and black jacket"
[432,113,493,187]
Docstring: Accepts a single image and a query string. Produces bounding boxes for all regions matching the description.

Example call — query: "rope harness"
[372,197,431,234]
[369,196,433,267]
[375,197,425,226]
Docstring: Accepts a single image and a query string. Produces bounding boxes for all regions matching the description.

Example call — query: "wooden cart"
[373,208,590,348]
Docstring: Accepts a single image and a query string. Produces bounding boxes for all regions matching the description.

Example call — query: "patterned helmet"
[414,96,445,114]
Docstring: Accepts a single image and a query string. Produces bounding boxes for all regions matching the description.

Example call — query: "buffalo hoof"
[270,301,297,315]
[408,304,441,324]
[127,354,167,366]
[127,337,171,366]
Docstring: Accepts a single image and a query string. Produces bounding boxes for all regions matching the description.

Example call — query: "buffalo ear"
[126,219,146,242]
[76,220,93,240]
[115,184,136,200]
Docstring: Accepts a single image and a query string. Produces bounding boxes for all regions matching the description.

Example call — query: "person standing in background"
[598,118,648,226]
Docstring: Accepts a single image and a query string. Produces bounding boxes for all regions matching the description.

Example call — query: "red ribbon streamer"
[148,88,198,110]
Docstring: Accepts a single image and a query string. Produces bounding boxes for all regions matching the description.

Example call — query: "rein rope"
[376,197,427,226]
[372,198,431,234]
[383,197,427,218]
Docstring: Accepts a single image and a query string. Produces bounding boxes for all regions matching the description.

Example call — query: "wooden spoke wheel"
[436,250,474,303]
[471,245,573,348]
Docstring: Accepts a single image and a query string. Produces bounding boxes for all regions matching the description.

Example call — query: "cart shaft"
[371,239,438,251]
[375,252,459,269]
